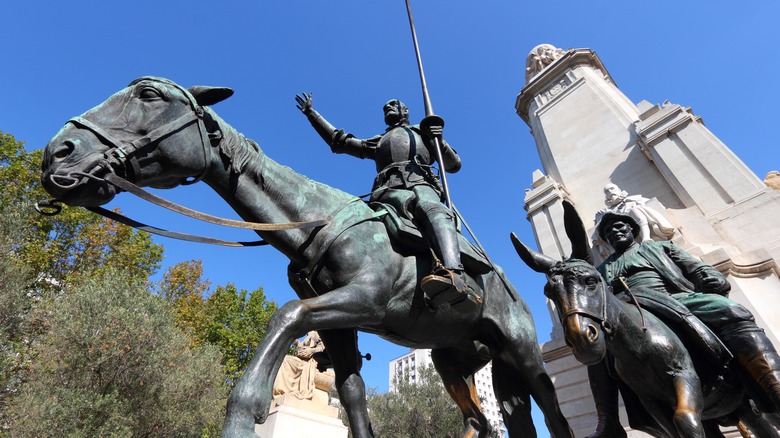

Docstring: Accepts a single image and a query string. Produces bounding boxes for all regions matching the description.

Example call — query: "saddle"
[614,288,733,383]
[368,201,492,276]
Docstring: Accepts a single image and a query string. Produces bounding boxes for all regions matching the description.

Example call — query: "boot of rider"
[728,329,780,412]
[419,214,470,307]
[586,363,627,438]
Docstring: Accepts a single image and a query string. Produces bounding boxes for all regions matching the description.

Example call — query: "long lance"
[404,0,452,209]
[403,0,518,302]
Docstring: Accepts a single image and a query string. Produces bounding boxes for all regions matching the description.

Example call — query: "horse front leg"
[318,329,374,438]
[222,284,383,438]
[670,373,705,438]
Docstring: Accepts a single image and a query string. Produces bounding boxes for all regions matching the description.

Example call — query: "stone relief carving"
[525,44,567,82]
[592,183,676,257]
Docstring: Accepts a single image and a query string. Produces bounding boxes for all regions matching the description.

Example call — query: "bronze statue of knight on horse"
[38,75,574,438]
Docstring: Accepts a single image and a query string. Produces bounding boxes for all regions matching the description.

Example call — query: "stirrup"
[421,269,478,308]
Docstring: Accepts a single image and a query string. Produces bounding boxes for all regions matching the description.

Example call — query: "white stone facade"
[516,45,780,437]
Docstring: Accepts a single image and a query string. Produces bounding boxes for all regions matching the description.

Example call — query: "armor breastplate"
[374,126,431,172]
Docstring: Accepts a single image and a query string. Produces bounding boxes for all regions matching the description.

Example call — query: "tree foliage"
[159,264,278,385]
[0,131,163,290]
[1,131,281,436]
[0,202,35,425]
[6,269,227,437]
[362,364,463,438]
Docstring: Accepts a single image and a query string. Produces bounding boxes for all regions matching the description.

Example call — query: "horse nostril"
[586,324,599,343]
[53,141,75,160]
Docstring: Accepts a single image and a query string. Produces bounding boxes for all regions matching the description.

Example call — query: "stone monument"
[255,331,347,438]
[516,45,780,437]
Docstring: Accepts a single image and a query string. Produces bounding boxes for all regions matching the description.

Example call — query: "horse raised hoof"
[421,269,480,310]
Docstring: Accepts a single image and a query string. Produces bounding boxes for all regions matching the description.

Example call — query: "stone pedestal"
[254,398,347,438]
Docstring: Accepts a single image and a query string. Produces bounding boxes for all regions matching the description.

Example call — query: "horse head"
[511,201,611,365]
[41,77,233,206]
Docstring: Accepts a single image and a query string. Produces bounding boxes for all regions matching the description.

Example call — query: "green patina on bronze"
[40,77,573,438]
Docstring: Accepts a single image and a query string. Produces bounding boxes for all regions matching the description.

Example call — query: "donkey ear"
[188,86,234,106]
[511,232,557,273]
[562,200,593,264]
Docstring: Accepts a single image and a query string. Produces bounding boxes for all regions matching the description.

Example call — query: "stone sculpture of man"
[296,93,468,306]
[586,212,780,437]
[765,171,780,191]
[272,331,327,401]
[525,44,567,82]
[598,183,675,242]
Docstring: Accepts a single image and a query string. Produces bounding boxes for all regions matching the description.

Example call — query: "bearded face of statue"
[604,184,626,207]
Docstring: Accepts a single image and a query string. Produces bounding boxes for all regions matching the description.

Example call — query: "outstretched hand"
[295,92,313,114]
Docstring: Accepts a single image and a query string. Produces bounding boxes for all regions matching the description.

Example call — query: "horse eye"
[139,87,162,100]
[585,277,598,287]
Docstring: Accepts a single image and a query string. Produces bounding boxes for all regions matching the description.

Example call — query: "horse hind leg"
[493,348,572,437]
[430,348,489,438]
[491,358,537,437]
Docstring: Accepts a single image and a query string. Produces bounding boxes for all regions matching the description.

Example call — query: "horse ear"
[562,200,593,264]
[188,86,234,106]
[511,232,557,273]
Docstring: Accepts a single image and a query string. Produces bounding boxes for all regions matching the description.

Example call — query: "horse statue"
[511,201,779,438]
[39,76,573,438]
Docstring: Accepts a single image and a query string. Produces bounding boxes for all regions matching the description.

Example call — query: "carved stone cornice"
[524,173,570,215]
[516,48,614,125]
[635,103,703,150]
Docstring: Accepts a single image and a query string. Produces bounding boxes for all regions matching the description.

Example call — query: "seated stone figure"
[272,331,334,407]
[587,212,780,437]
[593,183,675,257]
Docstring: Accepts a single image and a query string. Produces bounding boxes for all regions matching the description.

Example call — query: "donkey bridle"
[549,262,615,336]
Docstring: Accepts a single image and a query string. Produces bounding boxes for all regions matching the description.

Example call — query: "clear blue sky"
[3,1,778,435]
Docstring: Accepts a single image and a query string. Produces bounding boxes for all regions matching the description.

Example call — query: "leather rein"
[37,78,328,247]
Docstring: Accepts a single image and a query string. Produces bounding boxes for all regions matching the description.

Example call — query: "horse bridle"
[37,77,328,246]
[550,262,648,336]
[548,261,615,336]
[76,77,213,186]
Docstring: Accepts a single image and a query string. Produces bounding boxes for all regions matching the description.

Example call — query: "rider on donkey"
[295,94,468,306]
[588,211,780,437]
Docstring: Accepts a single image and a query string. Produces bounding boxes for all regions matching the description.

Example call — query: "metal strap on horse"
[79,172,328,247]
[293,198,388,294]
[101,173,327,232]
[68,77,213,186]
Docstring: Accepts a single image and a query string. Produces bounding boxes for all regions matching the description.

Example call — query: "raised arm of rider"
[296,92,374,158]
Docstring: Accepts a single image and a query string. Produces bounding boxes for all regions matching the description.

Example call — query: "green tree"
[6,269,227,437]
[0,131,164,428]
[157,261,278,384]
[197,283,277,384]
[362,364,463,438]
[0,131,163,290]
[0,202,35,425]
